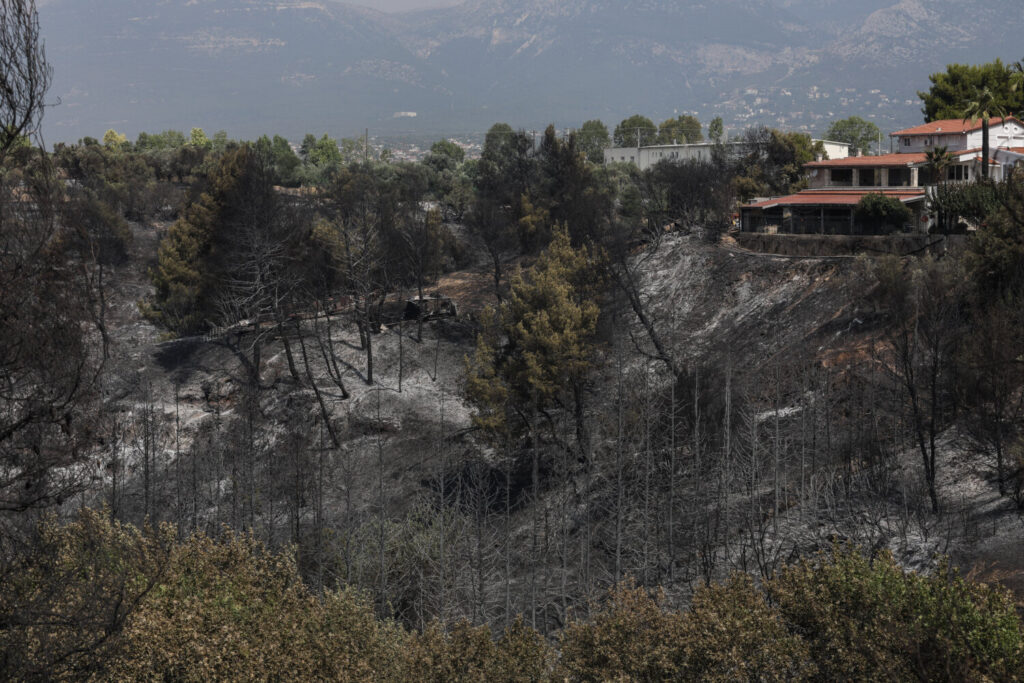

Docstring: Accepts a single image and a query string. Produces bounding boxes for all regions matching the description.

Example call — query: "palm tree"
[1011,59,1023,94]
[924,145,953,185]
[924,146,955,232]
[962,86,1009,180]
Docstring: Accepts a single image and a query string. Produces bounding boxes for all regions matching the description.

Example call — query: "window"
[830,168,853,185]
[888,168,910,186]
[947,165,969,181]
[903,138,911,147]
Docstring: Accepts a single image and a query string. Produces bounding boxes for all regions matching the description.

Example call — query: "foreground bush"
[769,548,1024,681]
[104,531,403,681]
[3,513,1022,681]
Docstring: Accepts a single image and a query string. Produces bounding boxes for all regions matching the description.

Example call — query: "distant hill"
[39,0,1024,143]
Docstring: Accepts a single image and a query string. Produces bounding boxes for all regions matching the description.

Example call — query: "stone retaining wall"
[734,233,966,257]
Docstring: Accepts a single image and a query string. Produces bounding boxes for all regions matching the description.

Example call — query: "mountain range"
[37,0,1024,144]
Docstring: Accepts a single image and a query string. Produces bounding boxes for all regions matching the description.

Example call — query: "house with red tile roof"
[891,116,1024,155]
[740,117,1024,235]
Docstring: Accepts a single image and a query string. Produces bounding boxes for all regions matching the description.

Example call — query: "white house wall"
[897,121,1024,154]
[604,143,721,170]
[605,139,849,171]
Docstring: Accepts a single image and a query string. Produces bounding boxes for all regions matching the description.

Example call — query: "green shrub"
[768,547,1024,682]
[854,192,913,234]
[679,575,815,682]
[558,580,687,681]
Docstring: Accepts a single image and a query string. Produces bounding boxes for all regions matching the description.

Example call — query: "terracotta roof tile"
[891,117,1022,136]
[805,153,927,168]
[743,189,925,210]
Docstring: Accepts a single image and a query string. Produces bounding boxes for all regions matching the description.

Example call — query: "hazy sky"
[350,0,460,12]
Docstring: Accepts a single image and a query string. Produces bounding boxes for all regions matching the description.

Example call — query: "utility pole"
[364,128,368,163]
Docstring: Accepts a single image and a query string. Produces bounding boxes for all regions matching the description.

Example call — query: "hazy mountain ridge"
[39,0,1023,141]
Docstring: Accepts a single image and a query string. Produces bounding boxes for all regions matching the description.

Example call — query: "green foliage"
[64,193,133,264]
[735,127,825,199]
[919,60,1024,122]
[143,144,290,334]
[0,509,174,680]
[768,547,1024,681]
[536,124,616,247]
[965,172,1024,294]
[211,130,229,153]
[558,547,1024,682]
[1012,58,1024,93]
[558,577,811,681]
[52,139,172,256]
[962,86,1011,180]
[107,531,403,682]
[825,116,880,155]
[577,119,610,164]
[271,134,301,183]
[5,517,1024,682]
[708,116,724,144]
[473,122,536,250]
[400,619,554,682]
[929,180,1000,233]
[613,114,657,147]
[189,127,211,150]
[143,148,242,333]
[300,132,343,168]
[479,122,534,203]
[102,128,128,149]
[429,138,465,165]
[643,157,735,235]
[559,581,688,681]
[424,139,468,218]
[466,227,603,436]
[254,133,303,185]
[923,145,954,185]
[657,114,702,144]
[854,192,912,234]
[680,576,814,681]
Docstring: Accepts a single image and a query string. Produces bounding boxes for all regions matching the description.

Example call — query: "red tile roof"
[805,153,927,168]
[744,189,925,210]
[891,117,1022,136]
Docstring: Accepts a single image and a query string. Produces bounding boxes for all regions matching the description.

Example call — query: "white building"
[604,139,850,171]
[891,116,1024,154]
[741,116,1024,235]
[604,142,732,169]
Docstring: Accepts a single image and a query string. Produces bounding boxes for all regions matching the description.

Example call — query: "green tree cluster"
[466,226,603,438]
[657,114,702,144]
[966,171,1024,294]
[825,115,880,155]
[143,144,302,335]
[919,60,1024,122]
[577,119,610,164]
[612,114,657,147]
[300,133,343,167]
[734,127,825,200]
[929,180,1001,233]
[854,192,913,234]
[708,116,724,143]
